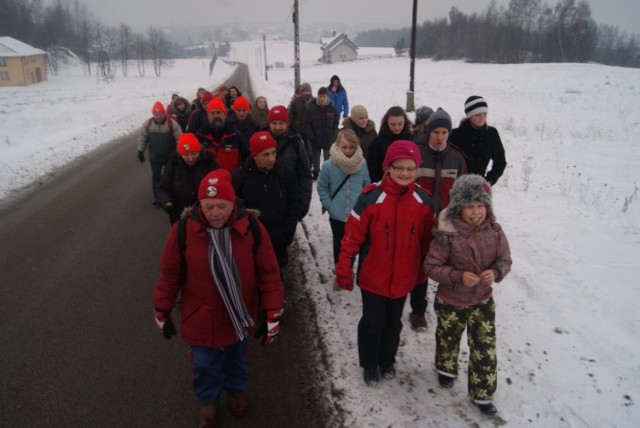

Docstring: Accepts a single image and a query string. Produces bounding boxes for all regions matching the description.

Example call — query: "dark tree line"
[356,0,639,68]
[0,0,180,77]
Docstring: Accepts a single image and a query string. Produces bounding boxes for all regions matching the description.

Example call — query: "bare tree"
[147,26,173,77]
[70,0,95,75]
[117,23,133,77]
[94,24,118,81]
[133,33,147,77]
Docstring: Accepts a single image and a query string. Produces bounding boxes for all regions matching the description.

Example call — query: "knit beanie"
[350,105,368,120]
[382,140,421,170]
[232,96,251,111]
[425,108,452,136]
[177,133,201,155]
[446,174,493,220]
[206,97,228,114]
[198,169,236,201]
[201,91,214,104]
[464,95,488,118]
[415,106,434,126]
[152,101,165,115]
[300,82,312,93]
[268,105,289,124]
[249,131,277,157]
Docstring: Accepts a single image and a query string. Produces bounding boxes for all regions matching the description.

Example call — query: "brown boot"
[228,390,248,417]
[198,402,218,428]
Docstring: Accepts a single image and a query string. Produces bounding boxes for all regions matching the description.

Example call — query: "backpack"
[176,214,262,281]
[146,116,174,135]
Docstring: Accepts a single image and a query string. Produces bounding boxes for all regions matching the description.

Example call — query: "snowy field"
[1,41,639,427]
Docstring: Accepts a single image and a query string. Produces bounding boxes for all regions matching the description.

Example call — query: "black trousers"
[329,218,346,264]
[358,289,407,370]
[409,281,428,315]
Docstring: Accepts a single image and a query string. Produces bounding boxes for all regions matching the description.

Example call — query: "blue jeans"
[189,338,249,404]
[149,160,164,202]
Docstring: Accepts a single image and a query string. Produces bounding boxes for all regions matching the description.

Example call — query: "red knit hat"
[152,101,165,114]
[249,131,277,157]
[382,140,421,169]
[268,105,289,124]
[232,96,251,111]
[198,169,236,201]
[177,133,201,155]
[201,91,214,104]
[206,96,228,114]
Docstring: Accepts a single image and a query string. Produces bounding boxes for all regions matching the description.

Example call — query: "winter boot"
[409,312,427,332]
[363,367,380,386]
[476,402,498,416]
[438,373,454,389]
[228,390,249,417]
[198,402,218,428]
[380,364,396,380]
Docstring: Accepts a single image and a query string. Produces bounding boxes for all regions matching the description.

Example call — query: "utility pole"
[406,0,418,112]
[293,0,300,89]
[263,34,268,81]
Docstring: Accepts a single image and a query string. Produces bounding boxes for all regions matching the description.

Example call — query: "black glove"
[154,310,177,339]
[163,202,174,214]
[137,151,145,163]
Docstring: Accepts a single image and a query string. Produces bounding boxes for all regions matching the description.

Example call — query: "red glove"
[261,309,283,346]
[336,274,353,291]
[154,310,177,339]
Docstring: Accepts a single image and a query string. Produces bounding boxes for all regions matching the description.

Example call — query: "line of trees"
[0,0,177,78]
[355,0,640,68]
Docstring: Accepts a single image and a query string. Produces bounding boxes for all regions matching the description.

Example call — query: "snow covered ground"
[1,41,639,427]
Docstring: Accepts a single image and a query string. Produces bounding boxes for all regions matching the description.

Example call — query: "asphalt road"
[0,65,337,427]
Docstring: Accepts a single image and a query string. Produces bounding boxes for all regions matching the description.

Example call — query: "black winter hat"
[446,175,493,220]
[425,108,452,136]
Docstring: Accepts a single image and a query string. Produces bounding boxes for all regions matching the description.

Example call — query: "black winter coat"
[449,120,506,185]
[229,115,261,141]
[366,128,414,182]
[272,129,312,220]
[157,151,218,210]
[305,100,339,151]
[232,157,302,248]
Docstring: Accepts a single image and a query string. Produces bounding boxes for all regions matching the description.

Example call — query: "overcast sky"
[57,0,638,35]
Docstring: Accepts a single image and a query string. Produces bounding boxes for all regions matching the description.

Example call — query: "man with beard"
[197,97,249,172]
[267,105,312,220]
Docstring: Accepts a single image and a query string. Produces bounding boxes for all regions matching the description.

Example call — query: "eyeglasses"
[389,165,417,173]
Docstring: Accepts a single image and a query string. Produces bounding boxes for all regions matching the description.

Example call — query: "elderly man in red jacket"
[153,169,284,427]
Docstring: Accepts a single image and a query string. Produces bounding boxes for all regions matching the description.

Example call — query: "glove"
[137,151,145,163]
[163,202,174,214]
[256,309,283,346]
[336,274,353,291]
[154,310,177,339]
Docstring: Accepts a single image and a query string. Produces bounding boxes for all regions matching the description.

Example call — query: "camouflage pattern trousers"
[434,297,497,402]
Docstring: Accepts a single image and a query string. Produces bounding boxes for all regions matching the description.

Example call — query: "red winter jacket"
[153,206,284,349]
[197,122,250,172]
[337,176,436,299]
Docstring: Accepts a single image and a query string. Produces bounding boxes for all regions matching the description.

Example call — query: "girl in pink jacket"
[425,174,512,417]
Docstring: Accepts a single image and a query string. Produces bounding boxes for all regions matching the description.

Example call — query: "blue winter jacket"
[317,160,370,222]
[328,87,349,118]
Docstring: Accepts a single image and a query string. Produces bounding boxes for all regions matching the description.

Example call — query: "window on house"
[0,57,7,66]
[0,71,9,80]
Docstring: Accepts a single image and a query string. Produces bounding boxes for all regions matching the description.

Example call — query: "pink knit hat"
[382,140,421,169]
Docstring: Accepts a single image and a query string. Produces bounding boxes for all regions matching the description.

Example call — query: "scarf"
[329,143,365,175]
[206,227,253,341]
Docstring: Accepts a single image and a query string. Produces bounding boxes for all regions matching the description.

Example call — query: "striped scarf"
[206,227,253,341]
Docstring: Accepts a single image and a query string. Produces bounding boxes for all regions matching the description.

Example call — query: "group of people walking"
[138,79,511,426]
